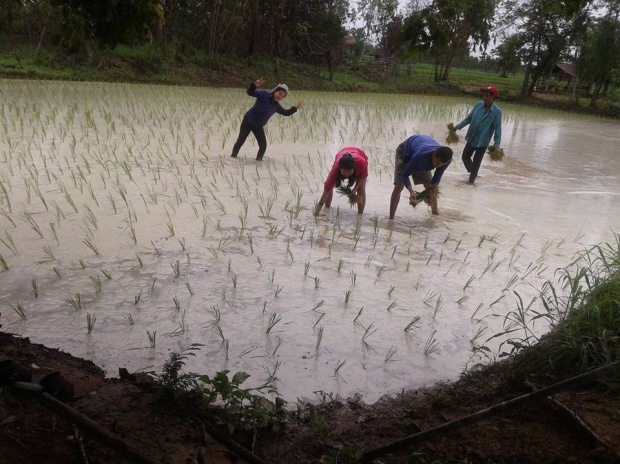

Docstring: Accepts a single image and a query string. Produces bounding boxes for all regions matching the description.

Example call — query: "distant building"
[536,63,579,94]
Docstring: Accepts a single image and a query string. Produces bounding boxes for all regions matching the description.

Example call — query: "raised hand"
[296,101,304,110]
[255,77,266,87]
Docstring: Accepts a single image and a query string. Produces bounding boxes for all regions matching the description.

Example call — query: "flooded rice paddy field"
[0,80,619,403]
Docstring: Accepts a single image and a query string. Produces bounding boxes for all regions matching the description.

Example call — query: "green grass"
[1,38,616,115]
[504,235,620,388]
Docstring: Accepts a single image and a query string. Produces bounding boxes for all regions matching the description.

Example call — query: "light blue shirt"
[456,101,502,149]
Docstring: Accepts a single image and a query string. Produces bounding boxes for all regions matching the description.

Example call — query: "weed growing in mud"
[154,344,288,433]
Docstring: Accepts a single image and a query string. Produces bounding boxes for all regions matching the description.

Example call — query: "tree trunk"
[521,57,533,98]
[441,43,458,81]
[589,82,602,109]
[327,50,334,82]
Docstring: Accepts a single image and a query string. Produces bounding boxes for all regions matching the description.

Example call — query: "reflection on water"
[0,80,619,403]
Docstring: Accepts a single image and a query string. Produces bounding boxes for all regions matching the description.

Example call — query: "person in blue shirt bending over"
[389,135,453,220]
[230,77,304,161]
[452,86,502,184]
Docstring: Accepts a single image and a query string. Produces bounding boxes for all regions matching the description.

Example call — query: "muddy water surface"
[0,80,619,403]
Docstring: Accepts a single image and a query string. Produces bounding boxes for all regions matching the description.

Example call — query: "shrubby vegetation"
[1,1,618,109]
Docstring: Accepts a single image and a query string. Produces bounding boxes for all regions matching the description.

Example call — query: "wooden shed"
[537,63,579,93]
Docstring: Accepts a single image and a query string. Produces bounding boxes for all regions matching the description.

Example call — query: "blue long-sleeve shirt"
[456,101,502,149]
[244,83,297,127]
[400,135,451,188]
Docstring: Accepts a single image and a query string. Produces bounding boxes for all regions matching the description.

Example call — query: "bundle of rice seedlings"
[445,123,459,145]
[348,193,363,206]
[411,187,441,208]
[336,185,352,196]
[487,146,505,162]
[336,185,361,206]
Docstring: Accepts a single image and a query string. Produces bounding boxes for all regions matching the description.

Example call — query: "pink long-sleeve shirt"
[324,147,368,190]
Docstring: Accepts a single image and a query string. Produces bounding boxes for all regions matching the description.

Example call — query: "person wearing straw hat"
[389,135,453,219]
[230,77,304,161]
[314,147,369,215]
[452,86,502,184]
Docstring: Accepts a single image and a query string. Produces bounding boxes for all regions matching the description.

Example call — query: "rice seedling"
[21,210,43,238]
[0,231,18,255]
[457,295,469,305]
[86,313,97,334]
[0,208,15,226]
[11,303,27,321]
[50,223,59,245]
[388,285,396,298]
[445,123,459,144]
[384,345,399,363]
[333,359,347,378]
[124,314,134,325]
[344,290,352,304]
[463,274,476,290]
[171,260,181,277]
[423,290,438,307]
[404,316,422,333]
[83,236,100,256]
[79,259,86,269]
[353,306,365,326]
[313,312,326,329]
[362,323,377,353]
[470,325,488,346]
[424,330,439,356]
[147,330,157,349]
[391,245,398,259]
[83,205,98,229]
[386,301,397,311]
[274,285,283,297]
[266,312,282,334]
[432,295,443,319]
[90,275,102,293]
[411,187,440,209]
[471,302,485,321]
[487,145,505,161]
[315,325,324,351]
[101,269,112,280]
[314,276,320,288]
[0,183,11,212]
[66,293,82,311]
[52,267,61,279]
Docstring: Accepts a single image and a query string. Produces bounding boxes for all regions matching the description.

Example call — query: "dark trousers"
[231,116,267,160]
[461,142,486,183]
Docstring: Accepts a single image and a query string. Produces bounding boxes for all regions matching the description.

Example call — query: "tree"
[401,4,450,81]
[435,0,496,81]
[292,0,347,81]
[50,0,163,50]
[500,0,591,98]
[492,34,525,77]
[575,4,620,108]
[353,0,398,59]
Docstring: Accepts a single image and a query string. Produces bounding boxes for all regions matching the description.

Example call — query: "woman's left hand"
[296,101,304,110]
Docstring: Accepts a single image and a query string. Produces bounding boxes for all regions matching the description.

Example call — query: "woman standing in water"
[230,77,304,161]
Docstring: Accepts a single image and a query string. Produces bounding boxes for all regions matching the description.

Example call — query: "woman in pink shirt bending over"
[314,147,369,215]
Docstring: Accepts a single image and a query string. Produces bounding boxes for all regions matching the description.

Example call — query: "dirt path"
[1,331,619,464]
